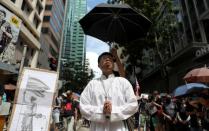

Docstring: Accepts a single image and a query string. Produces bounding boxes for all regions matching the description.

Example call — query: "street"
[77,127,89,131]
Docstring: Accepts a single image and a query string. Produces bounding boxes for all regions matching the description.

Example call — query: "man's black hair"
[98,52,113,63]
[0,10,6,17]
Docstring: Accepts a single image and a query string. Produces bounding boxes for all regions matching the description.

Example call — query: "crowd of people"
[25,50,209,131]
[2,49,209,131]
[50,89,209,131]
[135,90,209,131]
[51,91,81,131]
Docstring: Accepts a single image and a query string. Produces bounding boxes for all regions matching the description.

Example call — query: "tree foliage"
[61,62,94,94]
[107,0,178,79]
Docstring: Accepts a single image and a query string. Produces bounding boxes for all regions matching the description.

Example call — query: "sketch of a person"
[21,77,50,131]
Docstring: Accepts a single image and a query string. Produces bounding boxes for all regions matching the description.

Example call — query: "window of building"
[186,29,193,43]
[207,0,209,8]
[31,49,34,56]
[50,34,58,46]
[36,4,43,15]
[33,16,40,28]
[21,0,32,16]
[193,23,202,42]
[41,27,49,33]
[181,0,191,34]
[188,0,197,24]
[45,5,52,10]
[21,1,26,10]
[195,0,206,15]
[203,20,209,43]
[10,0,16,3]
[43,16,50,22]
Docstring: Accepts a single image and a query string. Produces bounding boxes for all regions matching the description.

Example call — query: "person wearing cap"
[79,52,138,131]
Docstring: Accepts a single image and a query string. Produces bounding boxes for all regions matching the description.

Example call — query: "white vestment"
[80,74,138,131]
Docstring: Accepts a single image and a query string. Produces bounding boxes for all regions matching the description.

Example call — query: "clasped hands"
[103,100,112,115]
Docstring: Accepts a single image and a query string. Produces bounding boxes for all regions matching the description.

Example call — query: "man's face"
[0,11,5,21]
[98,55,114,75]
[24,91,37,103]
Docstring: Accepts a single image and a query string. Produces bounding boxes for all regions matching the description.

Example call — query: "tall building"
[85,58,91,76]
[38,0,65,69]
[60,0,87,79]
[0,0,46,82]
[140,0,209,92]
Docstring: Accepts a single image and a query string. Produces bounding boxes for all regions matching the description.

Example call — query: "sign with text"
[195,45,209,58]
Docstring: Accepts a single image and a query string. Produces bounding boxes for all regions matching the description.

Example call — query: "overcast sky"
[86,0,109,78]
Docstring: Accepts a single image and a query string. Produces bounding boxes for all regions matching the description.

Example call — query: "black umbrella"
[79,3,152,45]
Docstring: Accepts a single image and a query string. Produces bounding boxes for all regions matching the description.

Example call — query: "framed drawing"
[8,68,58,131]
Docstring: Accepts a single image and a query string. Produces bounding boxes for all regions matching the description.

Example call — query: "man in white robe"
[80,52,138,131]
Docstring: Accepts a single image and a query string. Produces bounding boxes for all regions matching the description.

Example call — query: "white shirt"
[80,74,138,131]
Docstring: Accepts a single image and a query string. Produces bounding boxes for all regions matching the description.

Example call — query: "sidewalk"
[76,119,90,131]
[77,127,89,131]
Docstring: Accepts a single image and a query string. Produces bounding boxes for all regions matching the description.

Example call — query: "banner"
[0,5,22,64]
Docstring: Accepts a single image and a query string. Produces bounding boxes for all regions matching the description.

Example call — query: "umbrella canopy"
[173,83,208,97]
[79,3,152,45]
[183,67,209,83]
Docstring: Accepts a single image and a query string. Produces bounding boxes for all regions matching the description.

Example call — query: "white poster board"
[8,68,58,131]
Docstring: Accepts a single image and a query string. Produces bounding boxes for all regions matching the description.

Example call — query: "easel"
[0,115,5,130]
[0,102,11,130]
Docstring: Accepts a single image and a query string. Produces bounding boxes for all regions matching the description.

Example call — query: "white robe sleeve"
[79,81,105,122]
[111,78,138,122]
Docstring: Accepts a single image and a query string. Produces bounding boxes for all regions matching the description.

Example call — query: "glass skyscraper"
[38,0,65,69]
[61,0,87,70]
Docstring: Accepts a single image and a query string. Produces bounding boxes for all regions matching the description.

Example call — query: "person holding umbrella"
[79,52,138,131]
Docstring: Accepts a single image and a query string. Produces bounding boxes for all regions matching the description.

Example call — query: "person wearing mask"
[79,52,138,131]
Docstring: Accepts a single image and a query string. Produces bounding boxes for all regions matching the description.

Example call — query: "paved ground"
[76,127,139,131]
[77,127,90,131]
[76,120,90,131]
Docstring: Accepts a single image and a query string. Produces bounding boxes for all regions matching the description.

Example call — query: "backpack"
[63,101,74,117]
[65,102,72,111]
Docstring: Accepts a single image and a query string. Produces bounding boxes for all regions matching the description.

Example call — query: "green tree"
[61,62,94,94]
[107,0,178,80]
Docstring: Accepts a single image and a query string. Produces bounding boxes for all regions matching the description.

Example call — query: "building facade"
[140,0,209,93]
[60,0,87,79]
[85,58,91,76]
[0,0,46,82]
[38,0,65,69]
